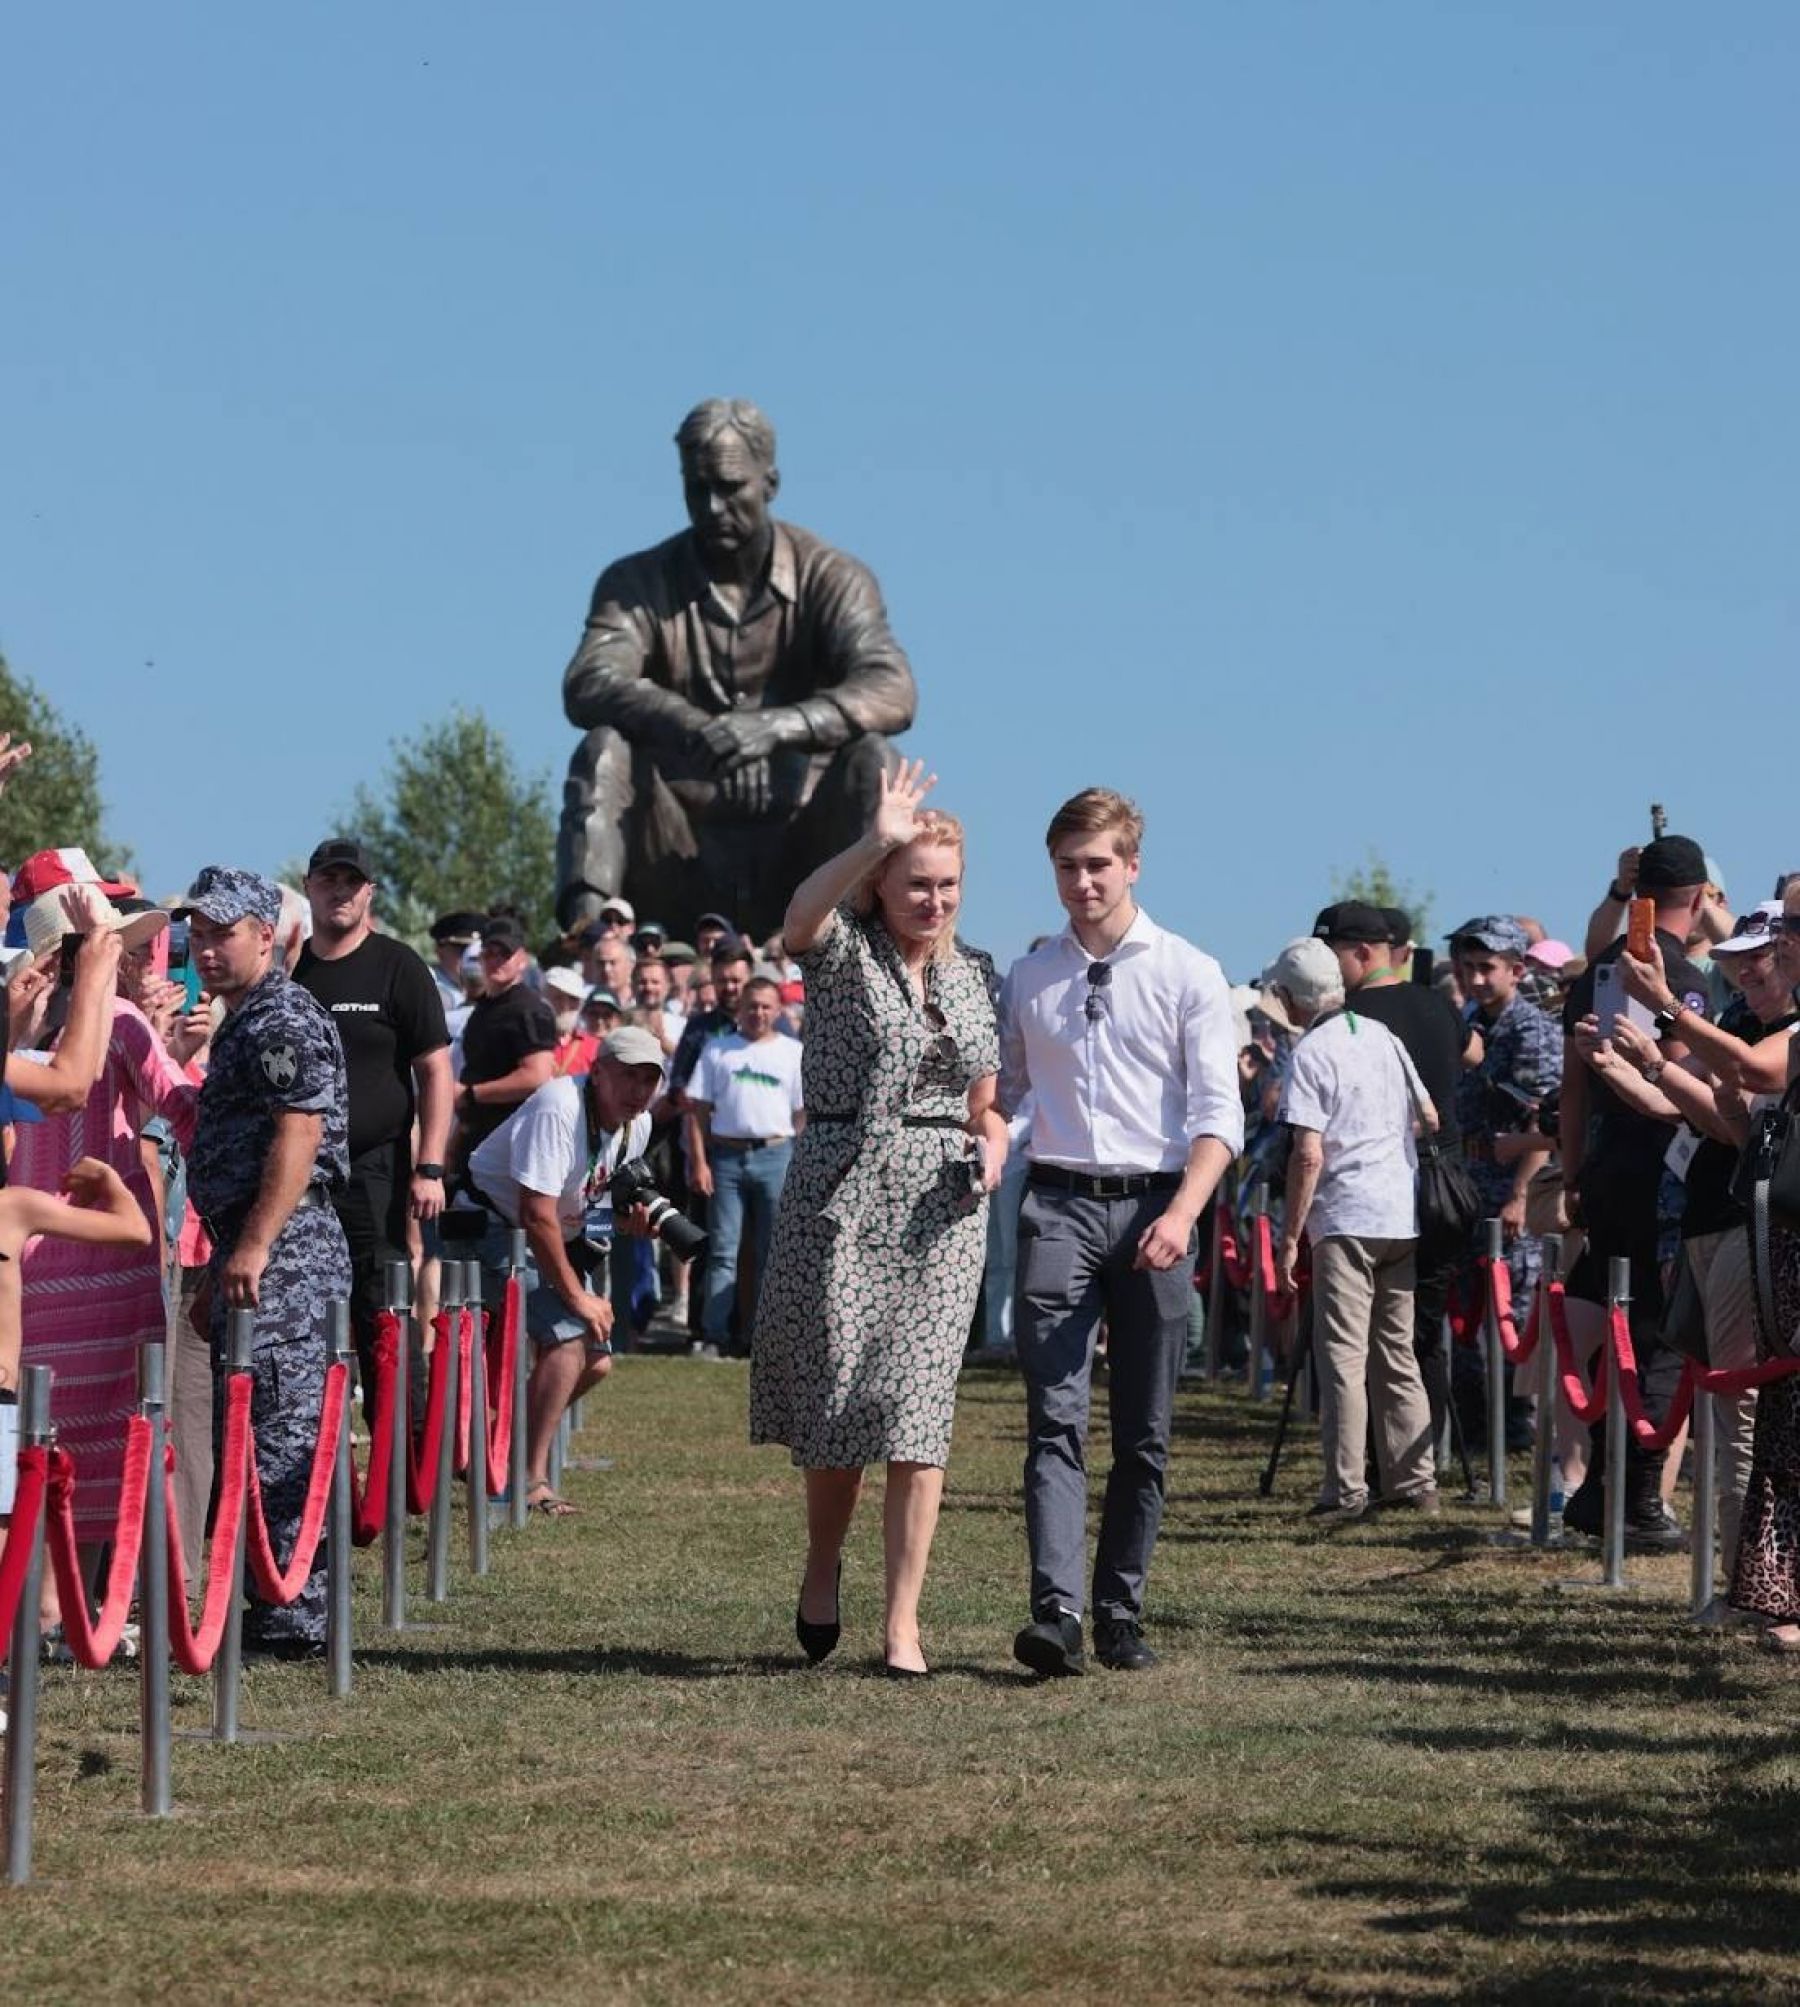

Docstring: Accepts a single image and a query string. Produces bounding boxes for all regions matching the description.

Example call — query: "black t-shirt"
[1347,980,1471,1143]
[459,983,558,1147]
[295,934,449,1160]
[1562,928,1711,1199]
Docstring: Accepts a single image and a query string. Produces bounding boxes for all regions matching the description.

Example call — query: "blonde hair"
[1045,787,1143,860]
[851,811,966,966]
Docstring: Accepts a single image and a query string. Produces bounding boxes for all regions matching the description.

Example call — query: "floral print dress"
[750,906,998,1469]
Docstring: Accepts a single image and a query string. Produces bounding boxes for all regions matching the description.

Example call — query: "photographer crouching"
[447,1026,700,1514]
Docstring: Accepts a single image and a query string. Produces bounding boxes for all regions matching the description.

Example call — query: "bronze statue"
[555,399,917,936]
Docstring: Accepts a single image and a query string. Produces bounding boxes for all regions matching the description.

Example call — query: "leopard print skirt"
[1729,1222,1800,1623]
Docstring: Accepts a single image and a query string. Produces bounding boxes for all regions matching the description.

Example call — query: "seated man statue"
[556,398,917,936]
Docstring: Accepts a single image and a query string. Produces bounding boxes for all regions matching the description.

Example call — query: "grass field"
[7,1355,1799,2005]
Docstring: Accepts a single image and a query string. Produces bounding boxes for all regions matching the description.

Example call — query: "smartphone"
[165,918,204,1009]
[1627,897,1656,961]
[1411,946,1433,987]
[1594,961,1655,1045]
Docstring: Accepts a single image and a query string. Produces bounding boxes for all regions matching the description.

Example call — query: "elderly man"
[182,866,351,1658]
[1268,936,1439,1525]
[555,398,917,936]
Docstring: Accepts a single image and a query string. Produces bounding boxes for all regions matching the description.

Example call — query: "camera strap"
[581,1086,624,1206]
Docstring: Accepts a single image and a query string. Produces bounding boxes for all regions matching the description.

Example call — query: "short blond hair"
[851,811,967,966]
[1045,788,1143,860]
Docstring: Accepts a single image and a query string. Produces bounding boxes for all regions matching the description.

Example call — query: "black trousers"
[333,1137,412,1423]
[1566,1199,1681,1518]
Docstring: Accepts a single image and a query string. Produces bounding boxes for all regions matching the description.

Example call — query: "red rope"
[484,1278,520,1496]
[1690,1352,1800,1395]
[243,1361,350,1606]
[348,1313,400,1547]
[1606,1304,1695,1453]
[452,1306,475,1478]
[1218,1225,1253,1291]
[43,1418,154,1668]
[166,1372,252,1675]
[1547,1281,1610,1425]
[1478,1258,1541,1366]
[404,1310,456,1513]
[0,1445,50,1658]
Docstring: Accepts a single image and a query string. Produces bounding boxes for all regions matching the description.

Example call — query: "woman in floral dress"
[751,758,1005,1677]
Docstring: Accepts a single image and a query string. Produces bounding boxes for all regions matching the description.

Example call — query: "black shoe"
[243,1636,325,1664]
[1563,1483,1602,1538]
[1625,1501,1688,1553]
[1012,1612,1086,1678]
[1093,1617,1157,1672]
[883,1661,930,1681]
[796,1562,842,1665]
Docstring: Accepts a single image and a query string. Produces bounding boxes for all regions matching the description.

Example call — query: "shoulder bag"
[1733,1080,1800,1356]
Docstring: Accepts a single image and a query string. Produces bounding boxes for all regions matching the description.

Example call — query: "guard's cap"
[430,910,486,945]
[598,1025,665,1070]
[306,837,374,881]
[1312,901,1389,946]
[174,866,282,928]
[1446,915,1530,958]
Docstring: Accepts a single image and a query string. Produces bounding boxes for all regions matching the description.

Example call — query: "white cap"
[598,1025,665,1070]
[1262,936,1344,1017]
[543,965,587,1003]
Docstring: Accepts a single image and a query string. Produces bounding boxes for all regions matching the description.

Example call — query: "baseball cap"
[543,964,587,1003]
[431,910,486,945]
[1312,901,1389,946]
[306,838,374,881]
[597,897,636,927]
[9,847,139,906]
[174,865,283,928]
[581,987,624,1015]
[1382,907,1413,948]
[1526,938,1576,971]
[479,914,528,959]
[1714,902,1785,957]
[1636,835,1708,891]
[1264,936,1344,1016]
[1447,915,1531,958]
[598,1025,665,1071]
[630,922,669,954]
[695,911,736,935]
[661,940,697,968]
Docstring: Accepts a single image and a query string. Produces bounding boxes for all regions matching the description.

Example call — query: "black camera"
[608,1157,709,1260]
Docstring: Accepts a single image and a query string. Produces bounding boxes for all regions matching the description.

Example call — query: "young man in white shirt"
[685,976,804,1358]
[459,1025,664,1512]
[1268,936,1439,1525]
[999,789,1244,1675]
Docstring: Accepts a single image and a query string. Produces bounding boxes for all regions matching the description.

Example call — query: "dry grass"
[6,1358,1799,2004]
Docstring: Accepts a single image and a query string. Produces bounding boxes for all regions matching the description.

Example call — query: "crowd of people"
[2,710,1799,1689]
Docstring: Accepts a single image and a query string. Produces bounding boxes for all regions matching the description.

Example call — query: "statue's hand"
[718,759,773,814]
[696,709,791,771]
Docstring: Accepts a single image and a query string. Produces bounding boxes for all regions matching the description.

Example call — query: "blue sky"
[5,4,1794,975]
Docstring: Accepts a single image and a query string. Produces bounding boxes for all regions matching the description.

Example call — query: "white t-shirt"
[1279,1010,1423,1243]
[693,1032,804,1140]
[465,1076,652,1238]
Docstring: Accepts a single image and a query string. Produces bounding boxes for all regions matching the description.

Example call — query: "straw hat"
[19,884,168,960]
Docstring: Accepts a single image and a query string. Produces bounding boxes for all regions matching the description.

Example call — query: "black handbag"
[1400,1058,1481,1262]
[1734,1082,1800,1356]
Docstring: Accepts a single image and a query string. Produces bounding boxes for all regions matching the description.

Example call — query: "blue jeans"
[702,1141,792,1345]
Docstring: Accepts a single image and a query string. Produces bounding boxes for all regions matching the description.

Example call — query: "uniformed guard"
[180,865,352,1658]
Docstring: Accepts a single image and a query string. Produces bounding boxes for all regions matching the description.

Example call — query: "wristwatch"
[415,1162,445,1180]
[1652,1004,1685,1035]
[1643,1060,1666,1085]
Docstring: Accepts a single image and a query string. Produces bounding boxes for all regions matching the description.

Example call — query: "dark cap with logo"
[1312,901,1391,946]
[479,913,529,958]
[174,865,283,928]
[306,838,375,881]
[1636,835,1709,892]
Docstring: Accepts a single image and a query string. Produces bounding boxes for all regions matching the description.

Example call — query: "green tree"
[1331,848,1435,946]
[343,709,558,946]
[0,652,130,869]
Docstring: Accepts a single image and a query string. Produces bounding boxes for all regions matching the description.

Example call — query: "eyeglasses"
[1781,915,1800,938]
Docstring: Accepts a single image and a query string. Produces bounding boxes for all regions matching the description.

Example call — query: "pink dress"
[15,1002,198,1539]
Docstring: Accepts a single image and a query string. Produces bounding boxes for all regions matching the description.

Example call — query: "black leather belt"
[711,1135,793,1152]
[201,1181,332,1243]
[807,1114,967,1130]
[1028,1165,1181,1200]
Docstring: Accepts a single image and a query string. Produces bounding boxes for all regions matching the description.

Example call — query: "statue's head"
[676,398,780,562]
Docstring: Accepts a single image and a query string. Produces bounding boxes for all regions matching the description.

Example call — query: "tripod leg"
[1259,1322,1311,1498]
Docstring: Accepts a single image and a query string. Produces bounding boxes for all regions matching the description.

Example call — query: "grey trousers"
[1015,1183,1196,1626]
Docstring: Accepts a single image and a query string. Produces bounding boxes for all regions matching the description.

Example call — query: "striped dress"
[15,1003,198,1540]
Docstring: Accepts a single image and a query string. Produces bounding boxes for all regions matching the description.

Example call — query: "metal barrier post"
[1528,1235,1562,1548]
[508,1233,529,1531]
[1690,1376,1718,1617]
[1482,1219,1507,1509]
[326,1299,354,1697]
[426,1261,461,1603]
[569,1394,586,1437]
[1245,1182,1269,1401]
[550,1405,568,1492]
[382,1259,410,1631]
[138,1345,172,1816]
[1602,1256,1630,1590]
[5,1367,52,1883]
[1204,1200,1225,1381]
[212,1311,255,1744]
[465,1267,490,1577]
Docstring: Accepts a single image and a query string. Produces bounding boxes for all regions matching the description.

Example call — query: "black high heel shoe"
[796,1562,842,1664]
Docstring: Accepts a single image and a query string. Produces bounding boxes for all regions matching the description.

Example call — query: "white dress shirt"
[998,907,1245,1174]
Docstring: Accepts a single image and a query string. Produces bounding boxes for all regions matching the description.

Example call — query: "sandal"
[525,1482,578,1518]
[1759,1625,1800,1655]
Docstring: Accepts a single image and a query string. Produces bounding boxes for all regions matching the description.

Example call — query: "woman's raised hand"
[871,757,937,853]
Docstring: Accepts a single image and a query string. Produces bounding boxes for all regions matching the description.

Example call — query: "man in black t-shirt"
[1315,902,1477,1465]
[1558,834,1715,1548]
[453,913,558,1161]
[295,839,452,1403]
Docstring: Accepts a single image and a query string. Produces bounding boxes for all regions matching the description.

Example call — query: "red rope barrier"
[404,1311,456,1513]
[452,1307,475,1478]
[1607,1305,1694,1453]
[484,1278,520,1496]
[348,1313,400,1547]
[1547,1282,1610,1425]
[1690,1352,1800,1395]
[0,1445,50,1657]
[243,1361,349,1606]
[1218,1225,1253,1292]
[167,1373,252,1675]
[43,1418,154,1668]
[1478,1259,1541,1366]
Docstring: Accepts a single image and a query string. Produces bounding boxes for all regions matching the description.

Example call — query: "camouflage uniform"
[183,868,351,1649]
[1454,987,1562,1298]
